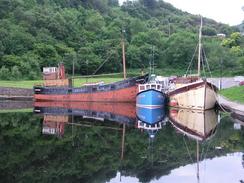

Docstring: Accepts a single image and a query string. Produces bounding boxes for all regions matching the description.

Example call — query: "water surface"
[0,102,243,183]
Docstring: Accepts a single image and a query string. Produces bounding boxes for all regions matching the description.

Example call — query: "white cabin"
[138,75,169,93]
[43,67,57,74]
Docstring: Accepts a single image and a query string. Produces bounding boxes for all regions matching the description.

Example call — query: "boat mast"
[122,29,127,79]
[197,16,203,77]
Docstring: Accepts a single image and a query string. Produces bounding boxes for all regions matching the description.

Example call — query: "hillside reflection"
[0,102,243,182]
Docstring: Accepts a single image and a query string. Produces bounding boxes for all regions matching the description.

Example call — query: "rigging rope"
[185,44,199,76]
[92,52,114,76]
[202,46,229,113]
[183,136,194,164]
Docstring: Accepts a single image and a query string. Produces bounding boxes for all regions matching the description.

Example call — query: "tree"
[162,32,196,68]
[221,32,242,48]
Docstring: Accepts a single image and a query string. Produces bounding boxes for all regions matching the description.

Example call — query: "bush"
[0,66,10,80]
[11,66,21,80]
[28,71,39,80]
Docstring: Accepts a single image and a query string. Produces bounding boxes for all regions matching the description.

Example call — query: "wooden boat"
[169,108,218,141]
[34,73,148,102]
[168,17,218,110]
[168,77,218,110]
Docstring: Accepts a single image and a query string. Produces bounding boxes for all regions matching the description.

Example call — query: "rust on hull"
[34,85,138,102]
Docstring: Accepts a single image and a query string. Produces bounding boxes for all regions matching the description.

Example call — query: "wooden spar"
[197,16,203,77]
[122,30,127,79]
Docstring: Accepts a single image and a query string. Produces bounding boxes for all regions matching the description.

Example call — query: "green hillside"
[0,0,243,80]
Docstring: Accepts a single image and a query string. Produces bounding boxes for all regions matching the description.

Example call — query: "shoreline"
[0,86,244,115]
[0,87,33,101]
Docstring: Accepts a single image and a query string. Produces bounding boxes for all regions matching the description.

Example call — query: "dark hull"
[34,75,148,102]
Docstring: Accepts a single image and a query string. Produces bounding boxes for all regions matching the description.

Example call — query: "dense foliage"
[0,0,243,80]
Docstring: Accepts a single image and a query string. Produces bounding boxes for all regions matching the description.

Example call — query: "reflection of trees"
[0,113,243,183]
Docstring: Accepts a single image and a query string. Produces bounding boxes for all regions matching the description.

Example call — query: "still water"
[0,101,243,183]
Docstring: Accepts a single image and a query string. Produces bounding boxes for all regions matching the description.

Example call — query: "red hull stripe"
[34,86,138,102]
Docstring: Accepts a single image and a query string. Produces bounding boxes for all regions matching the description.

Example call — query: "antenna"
[149,46,155,76]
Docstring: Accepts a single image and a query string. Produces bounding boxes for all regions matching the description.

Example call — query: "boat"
[34,63,148,102]
[136,74,166,108]
[168,17,218,110]
[169,108,218,141]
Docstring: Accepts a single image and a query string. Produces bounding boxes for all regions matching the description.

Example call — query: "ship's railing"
[138,83,162,93]
[137,120,163,130]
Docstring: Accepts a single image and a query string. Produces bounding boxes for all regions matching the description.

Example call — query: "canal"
[0,102,243,183]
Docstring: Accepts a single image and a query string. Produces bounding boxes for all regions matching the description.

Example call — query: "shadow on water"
[0,101,243,183]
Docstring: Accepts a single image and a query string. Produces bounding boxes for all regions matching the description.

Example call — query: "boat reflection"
[169,108,219,182]
[169,108,218,141]
[34,101,136,125]
[42,114,68,137]
[34,101,137,160]
[136,106,166,139]
[136,106,166,125]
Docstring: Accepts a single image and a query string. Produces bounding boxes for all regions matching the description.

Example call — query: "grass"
[0,108,33,113]
[219,86,244,104]
[0,80,43,89]
[0,77,124,89]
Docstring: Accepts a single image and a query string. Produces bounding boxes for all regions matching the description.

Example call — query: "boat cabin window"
[146,85,150,89]
[151,85,156,89]
[157,85,161,90]
[140,86,145,91]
